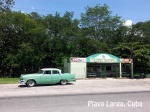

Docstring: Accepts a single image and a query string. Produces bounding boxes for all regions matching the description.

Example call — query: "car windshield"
[38,70,44,74]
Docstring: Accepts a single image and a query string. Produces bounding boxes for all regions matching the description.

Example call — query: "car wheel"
[60,80,67,85]
[27,80,36,87]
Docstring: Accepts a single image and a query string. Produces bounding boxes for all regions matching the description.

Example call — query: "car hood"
[21,73,42,78]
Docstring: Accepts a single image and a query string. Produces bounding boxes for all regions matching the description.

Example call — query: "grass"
[134,73,150,78]
[146,74,150,78]
[0,78,19,84]
[0,74,150,84]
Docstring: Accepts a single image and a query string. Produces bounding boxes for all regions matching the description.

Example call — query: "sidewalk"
[0,78,150,98]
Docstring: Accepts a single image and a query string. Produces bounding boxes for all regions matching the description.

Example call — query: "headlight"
[20,76,24,80]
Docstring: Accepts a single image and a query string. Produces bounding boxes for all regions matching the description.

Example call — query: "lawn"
[147,74,150,78]
[0,74,150,84]
[0,78,18,84]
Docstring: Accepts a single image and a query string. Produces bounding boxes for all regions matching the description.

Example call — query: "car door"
[40,70,53,84]
[52,70,62,83]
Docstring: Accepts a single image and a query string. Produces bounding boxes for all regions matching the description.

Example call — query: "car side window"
[52,70,60,74]
[44,70,51,74]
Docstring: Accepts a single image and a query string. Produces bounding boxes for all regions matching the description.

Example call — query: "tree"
[110,43,131,58]
[0,3,150,77]
[43,12,81,67]
[132,21,150,44]
[133,43,150,72]
[80,4,122,43]
[0,0,14,12]
[0,11,48,76]
[0,11,23,77]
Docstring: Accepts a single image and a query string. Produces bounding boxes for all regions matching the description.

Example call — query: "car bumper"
[18,80,26,85]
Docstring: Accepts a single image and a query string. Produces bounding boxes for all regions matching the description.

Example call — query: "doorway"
[87,63,119,78]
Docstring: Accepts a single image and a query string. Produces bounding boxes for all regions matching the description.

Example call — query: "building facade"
[64,53,133,79]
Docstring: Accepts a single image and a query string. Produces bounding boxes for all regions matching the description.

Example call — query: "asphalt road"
[0,91,150,112]
[1,79,150,98]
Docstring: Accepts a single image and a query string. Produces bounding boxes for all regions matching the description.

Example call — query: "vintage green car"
[19,68,76,87]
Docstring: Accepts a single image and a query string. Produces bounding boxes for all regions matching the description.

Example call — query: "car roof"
[41,68,61,71]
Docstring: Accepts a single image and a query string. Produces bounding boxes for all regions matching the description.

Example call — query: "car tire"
[60,80,67,85]
[27,80,36,87]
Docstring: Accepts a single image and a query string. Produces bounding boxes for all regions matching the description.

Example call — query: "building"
[64,53,133,79]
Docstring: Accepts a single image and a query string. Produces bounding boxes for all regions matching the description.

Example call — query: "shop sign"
[121,58,132,63]
[86,53,120,63]
[70,58,86,62]
[90,58,117,63]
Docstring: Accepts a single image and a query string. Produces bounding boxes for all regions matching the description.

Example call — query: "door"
[101,65,106,78]
[115,65,119,78]
[40,70,53,84]
[52,70,62,83]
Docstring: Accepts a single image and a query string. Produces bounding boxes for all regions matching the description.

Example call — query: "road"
[1,79,150,98]
[0,79,150,112]
[0,91,150,112]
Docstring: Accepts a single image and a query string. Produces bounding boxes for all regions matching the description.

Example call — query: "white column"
[119,62,122,78]
[131,60,134,78]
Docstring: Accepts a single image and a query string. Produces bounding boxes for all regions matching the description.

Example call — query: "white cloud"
[124,20,133,27]
[21,10,25,13]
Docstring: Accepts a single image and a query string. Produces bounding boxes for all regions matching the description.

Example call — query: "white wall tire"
[60,80,67,85]
[27,80,36,87]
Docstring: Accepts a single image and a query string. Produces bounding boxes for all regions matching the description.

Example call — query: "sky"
[12,0,150,24]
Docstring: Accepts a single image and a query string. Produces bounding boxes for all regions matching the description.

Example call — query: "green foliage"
[133,44,150,66]
[0,0,14,12]
[0,4,150,77]
[111,42,150,73]
[80,4,122,43]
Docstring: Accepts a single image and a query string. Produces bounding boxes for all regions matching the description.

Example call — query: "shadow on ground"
[18,83,74,88]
